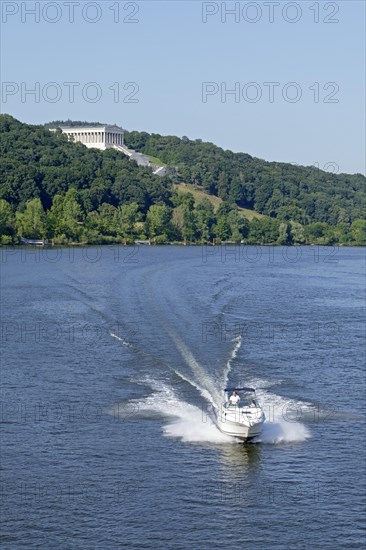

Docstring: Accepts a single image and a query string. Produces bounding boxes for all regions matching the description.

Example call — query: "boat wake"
[110,330,311,445]
[113,378,233,444]
[248,381,311,444]
[258,420,310,444]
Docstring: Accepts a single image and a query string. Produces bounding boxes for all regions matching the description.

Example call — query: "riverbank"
[1,242,363,252]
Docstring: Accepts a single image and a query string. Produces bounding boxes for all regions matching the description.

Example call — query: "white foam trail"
[111,330,215,405]
[168,330,222,405]
[222,335,242,389]
[171,368,215,406]
[128,378,233,444]
[162,408,233,443]
[257,421,310,444]
[110,332,134,349]
[249,379,312,444]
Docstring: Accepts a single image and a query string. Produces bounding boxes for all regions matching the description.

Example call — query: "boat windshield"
[225,393,259,408]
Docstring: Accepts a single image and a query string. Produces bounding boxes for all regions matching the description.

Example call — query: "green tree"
[98,203,117,235]
[15,198,47,238]
[248,218,280,244]
[47,194,64,237]
[48,189,83,241]
[0,199,15,236]
[277,222,292,245]
[289,221,305,244]
[172,204,196,244]
[304,222,328,244]
[115,202,139,242]
[194,199,215,243]
[227,209,249,242]
[350,219,366,245]
[61,189,84,239]
[172,191,195,210]
[213,217,231,241]
[145,204,171,241]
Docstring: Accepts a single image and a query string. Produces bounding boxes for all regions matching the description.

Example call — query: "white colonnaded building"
[59,125,125,150]
[51,125,166,176]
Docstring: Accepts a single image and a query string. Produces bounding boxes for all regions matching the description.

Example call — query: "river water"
[1,245,365,549]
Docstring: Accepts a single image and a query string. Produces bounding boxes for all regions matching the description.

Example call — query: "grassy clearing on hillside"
[147,155,164,166]
[173,183,265,221]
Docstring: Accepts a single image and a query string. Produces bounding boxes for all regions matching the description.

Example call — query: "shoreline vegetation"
[2,240,363,249]
[7,235,365,248]
[1,115,365,247]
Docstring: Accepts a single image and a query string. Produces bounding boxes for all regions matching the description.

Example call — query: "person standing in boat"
[229,391,240,406]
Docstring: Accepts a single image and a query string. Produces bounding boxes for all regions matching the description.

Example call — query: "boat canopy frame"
[224,387,255,392]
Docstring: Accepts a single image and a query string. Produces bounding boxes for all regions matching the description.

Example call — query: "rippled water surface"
[1,246,365,549]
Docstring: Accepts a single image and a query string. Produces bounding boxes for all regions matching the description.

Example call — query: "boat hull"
[215,406,265,441]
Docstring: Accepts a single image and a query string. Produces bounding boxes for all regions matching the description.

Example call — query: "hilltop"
[0,114,365,245]
[124,130,365,224]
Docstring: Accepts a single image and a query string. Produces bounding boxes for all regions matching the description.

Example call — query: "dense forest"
[0,115,365,245]
[124,131,365,223]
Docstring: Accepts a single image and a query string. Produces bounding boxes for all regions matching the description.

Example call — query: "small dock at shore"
[20,237,52,247]
[134,239,151,245]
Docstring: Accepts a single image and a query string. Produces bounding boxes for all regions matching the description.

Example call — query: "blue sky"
[1,0,365,174]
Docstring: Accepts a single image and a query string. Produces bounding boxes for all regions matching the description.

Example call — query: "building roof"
[61,125,123,132]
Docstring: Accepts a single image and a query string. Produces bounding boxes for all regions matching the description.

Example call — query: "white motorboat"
[215,387,265,441]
